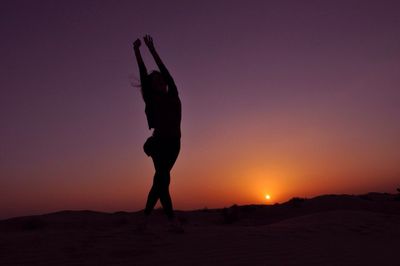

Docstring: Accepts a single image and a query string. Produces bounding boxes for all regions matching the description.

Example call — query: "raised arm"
[133,39,149,98]
[144,35,178,97]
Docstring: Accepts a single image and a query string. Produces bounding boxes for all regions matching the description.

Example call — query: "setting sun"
[265,194,271,200]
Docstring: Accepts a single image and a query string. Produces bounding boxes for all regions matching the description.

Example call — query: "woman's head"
[148,71,167,94]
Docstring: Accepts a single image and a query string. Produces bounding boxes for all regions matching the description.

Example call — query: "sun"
[265,194,271,200]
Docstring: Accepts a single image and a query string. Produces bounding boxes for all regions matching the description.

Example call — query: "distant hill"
[1,192,399,230]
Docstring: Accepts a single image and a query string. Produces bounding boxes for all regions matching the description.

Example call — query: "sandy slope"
[1,193,399,265]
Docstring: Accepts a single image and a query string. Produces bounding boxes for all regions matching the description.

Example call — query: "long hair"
[140,70,165,101]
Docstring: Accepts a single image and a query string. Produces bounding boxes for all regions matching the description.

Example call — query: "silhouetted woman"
[133,35,182,231]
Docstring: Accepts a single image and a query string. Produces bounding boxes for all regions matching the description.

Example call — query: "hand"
[144,34,155,50]
[133,38,141,49]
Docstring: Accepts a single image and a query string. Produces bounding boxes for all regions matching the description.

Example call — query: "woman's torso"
[146,94,181,139]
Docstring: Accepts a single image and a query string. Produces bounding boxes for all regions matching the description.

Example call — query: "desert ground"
[1,193,400,265]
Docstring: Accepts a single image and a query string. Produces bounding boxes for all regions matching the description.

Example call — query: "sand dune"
[1,193,399,265]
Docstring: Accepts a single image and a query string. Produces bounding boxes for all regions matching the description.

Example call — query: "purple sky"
[1,0,400,219]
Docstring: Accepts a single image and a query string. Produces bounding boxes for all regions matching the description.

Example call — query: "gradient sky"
[1,0,400,219]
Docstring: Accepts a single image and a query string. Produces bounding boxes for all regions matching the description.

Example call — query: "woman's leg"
[143,142,176,216]
[153,139,180,219]
[144,139,180,218]
[157,170,174,219]
[144,172,161,216]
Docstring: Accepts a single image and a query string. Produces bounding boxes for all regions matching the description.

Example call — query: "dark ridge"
[1,193,399,230]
